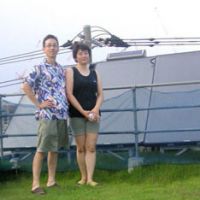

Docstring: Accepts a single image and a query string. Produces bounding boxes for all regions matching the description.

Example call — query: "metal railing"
[1,80,200,167]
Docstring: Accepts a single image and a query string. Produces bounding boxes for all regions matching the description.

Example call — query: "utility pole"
[83,25,92,63]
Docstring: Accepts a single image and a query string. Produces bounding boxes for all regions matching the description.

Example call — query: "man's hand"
[37,100,56,109]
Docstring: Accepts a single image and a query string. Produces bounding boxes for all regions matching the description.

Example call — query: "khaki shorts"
[70,117,100,136]
[37,120,68,152]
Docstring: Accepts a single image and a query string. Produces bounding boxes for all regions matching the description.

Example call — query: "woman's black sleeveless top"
[69,67,98,118]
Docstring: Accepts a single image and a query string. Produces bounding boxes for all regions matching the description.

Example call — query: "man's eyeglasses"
[45,44,59,48]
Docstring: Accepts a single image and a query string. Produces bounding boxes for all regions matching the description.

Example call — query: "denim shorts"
[70,117,100,136]
[37,120,68,152]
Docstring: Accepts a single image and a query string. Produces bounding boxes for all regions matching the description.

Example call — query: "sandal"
[31,187,46,195]
[47,183,60,188]
[77,180,86,186]
[87,181,98,187]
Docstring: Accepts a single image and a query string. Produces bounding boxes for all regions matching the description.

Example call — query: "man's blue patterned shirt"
[25,59,68,120]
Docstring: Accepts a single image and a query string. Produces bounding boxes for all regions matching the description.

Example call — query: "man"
[22,34,68,195]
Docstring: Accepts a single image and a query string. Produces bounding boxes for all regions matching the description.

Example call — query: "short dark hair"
[72,42,91,62]
[43,34,59,47]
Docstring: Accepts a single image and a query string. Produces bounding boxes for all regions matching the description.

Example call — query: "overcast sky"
[1,0,200,96]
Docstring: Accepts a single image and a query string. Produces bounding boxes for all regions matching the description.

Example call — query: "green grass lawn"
[0,164,200,200]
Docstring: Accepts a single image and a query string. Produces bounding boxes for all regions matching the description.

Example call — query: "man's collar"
[43,58,59,67]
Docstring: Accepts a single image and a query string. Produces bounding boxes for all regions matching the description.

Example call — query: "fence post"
[0,95,4,159]
[128,87,143,172]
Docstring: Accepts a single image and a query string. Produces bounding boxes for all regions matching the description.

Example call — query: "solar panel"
[106,50,146,61]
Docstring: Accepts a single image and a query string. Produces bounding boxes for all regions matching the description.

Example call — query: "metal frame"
[1,80,200,170]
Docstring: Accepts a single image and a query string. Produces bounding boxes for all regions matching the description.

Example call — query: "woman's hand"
[82,110,90,119]
[81,109,100,122]
[89,109,100,122]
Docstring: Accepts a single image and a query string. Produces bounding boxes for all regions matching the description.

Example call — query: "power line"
[0,78,22,85]
[0,81,23,88]
[0,30,84,65]
[0,49,42,61]
[123,39,200,47]
[0,49,72,66]
[3,26,199,66]
[122,37,200,40]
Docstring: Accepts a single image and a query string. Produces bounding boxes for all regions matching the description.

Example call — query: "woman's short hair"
[72,42,91,61]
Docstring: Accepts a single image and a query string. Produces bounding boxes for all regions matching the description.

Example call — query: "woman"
[66,42,103,186]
